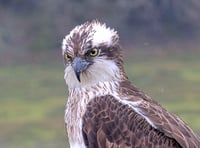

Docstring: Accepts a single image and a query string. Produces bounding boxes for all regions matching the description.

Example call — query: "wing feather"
[82,80,200,147]
[137,100,200,147]
[82,95,182,148]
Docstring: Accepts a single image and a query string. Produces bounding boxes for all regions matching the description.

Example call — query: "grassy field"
[0,51,200,147]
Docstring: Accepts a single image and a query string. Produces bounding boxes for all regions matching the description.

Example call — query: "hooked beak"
[72,57,92,82]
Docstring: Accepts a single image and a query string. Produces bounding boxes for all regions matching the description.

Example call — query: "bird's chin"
[64,70,94,89]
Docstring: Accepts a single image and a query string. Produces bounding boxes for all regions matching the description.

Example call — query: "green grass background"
[0,51,200,147]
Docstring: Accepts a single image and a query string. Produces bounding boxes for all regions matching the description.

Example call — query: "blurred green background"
[0,0,200,147]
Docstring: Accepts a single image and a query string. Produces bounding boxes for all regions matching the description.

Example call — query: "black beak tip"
[75,71,81,82]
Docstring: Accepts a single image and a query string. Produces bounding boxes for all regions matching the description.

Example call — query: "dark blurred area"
[0,0,200,65]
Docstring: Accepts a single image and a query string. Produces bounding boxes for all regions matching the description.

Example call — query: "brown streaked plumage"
[62,20,200,148]
[82,95,182,148]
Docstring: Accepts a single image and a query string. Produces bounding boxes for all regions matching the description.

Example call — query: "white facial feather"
[64,56,120,89]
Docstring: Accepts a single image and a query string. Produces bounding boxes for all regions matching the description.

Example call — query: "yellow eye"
[64,54,72,61]
[89,48,98,57]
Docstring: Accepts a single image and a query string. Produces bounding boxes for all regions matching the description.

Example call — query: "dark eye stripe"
[99,52,106,56]
[85,49,93,55]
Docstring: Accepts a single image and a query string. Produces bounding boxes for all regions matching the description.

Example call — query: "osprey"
[62,20,200,148]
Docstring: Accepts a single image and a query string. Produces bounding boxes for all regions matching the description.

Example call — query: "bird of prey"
[62,20,200,148]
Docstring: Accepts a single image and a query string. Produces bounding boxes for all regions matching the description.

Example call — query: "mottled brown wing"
[82,95,182,148]
[137,100,200,148]
[119,80,200,148]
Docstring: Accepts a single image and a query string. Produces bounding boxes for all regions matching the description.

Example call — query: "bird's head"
[62,20,126,89]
